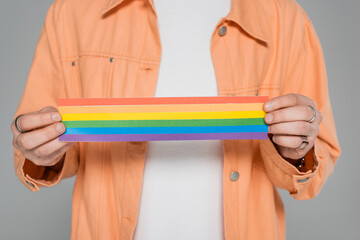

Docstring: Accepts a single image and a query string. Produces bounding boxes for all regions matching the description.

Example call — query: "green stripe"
[63,118,266,128]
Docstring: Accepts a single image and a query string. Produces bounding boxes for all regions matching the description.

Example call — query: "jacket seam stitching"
[133,22,150,97]
[61,52,160,65]
[219,86,279,93]
[222,36,236,90]
[96,143,105,239]
[120,142,128,232]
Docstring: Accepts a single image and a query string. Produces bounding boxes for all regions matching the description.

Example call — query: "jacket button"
[230,171,239,182]
[219,26,227,36]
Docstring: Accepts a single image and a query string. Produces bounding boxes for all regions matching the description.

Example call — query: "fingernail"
[264,102,272,111]
[56,123,65,133]
[265,114,273,122]
[52,114,61,122]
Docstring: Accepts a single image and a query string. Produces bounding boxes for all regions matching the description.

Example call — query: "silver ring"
[307,105,316,123]
[298,136,309,150]
[15,114,26,133]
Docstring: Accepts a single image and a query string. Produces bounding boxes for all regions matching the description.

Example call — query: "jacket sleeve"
[13,3,79,192]
[259,17,341,199]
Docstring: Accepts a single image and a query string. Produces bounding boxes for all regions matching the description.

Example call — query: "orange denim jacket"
[13,0,341,239]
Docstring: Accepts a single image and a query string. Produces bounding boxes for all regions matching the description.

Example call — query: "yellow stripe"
[61,111,266,121]
[58,103,264,114]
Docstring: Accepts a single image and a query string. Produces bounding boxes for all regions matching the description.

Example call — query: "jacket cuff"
[14,148,71,192]
[260,137,320,194]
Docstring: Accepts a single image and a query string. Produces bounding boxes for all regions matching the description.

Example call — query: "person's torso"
[134,0,230,239]
[47,0,307,238]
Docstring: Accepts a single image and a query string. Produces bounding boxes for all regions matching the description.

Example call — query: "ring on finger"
[297,136,309,150]
[15,114,27,134]
[307,105,317,123]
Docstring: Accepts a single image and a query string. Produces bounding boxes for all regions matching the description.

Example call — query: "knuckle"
[297,122,309,134]
[10,121,17,133]
[313,101,318,109]
[306,105,313,115]
[35,125,56,144]
[289,94,298,105]
[32,150,42,159]
[17,135,30,149]
[300,94,309,102]
[37,148,47,158]
[35,146,50,158]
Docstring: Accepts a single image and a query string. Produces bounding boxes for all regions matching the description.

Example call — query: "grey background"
[0,0,359,239]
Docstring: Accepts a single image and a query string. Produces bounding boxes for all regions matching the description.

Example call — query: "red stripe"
[58,96,268,106]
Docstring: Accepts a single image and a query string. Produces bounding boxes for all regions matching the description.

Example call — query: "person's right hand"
[11,106,74,167]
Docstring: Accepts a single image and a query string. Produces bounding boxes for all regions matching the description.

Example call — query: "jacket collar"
[101,0,271,43]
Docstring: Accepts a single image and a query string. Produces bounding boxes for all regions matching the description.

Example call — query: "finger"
[28,139,74,166]
[317,111,323,124]
[11,121,21,139]
[30,147,70,167]
[272,135,305,149]
[16,109,62,132]
[263,94,313,112]
[269,121,316,136]
[15,123,66,150]
[39,106,58,113]
[312,108,323,125]
[275,136,316,160]
[46,143,74,166]
[265,105,314,124]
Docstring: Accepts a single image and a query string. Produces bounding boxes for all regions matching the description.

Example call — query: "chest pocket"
[216,22,280,98]
[61,54,159,99]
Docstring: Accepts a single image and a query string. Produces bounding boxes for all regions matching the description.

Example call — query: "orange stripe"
[58,96,268,106]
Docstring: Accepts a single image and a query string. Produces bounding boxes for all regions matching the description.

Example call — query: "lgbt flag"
[58,96,269,142]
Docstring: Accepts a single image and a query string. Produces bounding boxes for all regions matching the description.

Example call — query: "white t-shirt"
[134,1,230,239]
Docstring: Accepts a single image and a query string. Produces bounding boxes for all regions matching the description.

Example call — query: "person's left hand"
[263,94,323,160]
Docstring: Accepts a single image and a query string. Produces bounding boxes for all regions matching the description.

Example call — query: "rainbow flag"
[58,96,268,142]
